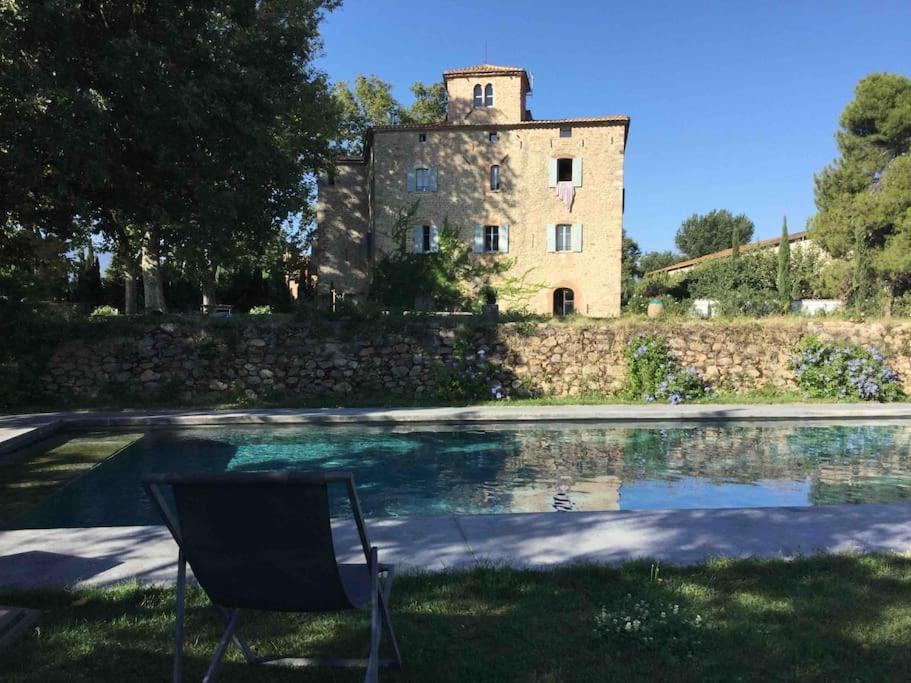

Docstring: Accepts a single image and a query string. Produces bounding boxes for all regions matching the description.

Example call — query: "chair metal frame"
[143,472,402,683]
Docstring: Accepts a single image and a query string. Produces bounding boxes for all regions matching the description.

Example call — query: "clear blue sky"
[316,0,910,254]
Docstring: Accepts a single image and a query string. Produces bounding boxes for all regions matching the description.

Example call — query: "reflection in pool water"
[10,422,911,528]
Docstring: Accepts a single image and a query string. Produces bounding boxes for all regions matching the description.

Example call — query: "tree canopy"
[809,72,911,305]
[1,0,339,312]
[332,75,448,155]
[640,250,682,274]
[674,210,755,259]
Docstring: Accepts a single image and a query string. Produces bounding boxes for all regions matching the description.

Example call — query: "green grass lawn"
[2,554,911,681]
[0,432,142,523]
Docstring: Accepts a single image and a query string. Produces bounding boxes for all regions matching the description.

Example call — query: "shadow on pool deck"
[2,503,911,590]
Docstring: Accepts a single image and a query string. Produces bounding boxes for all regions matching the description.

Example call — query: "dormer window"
[484,84,494,107]
[473,84,482,108]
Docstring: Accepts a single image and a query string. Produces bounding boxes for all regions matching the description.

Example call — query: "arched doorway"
[553,288,574,316]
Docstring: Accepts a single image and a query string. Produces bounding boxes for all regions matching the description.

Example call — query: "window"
[415,167,430,192]
[559,127,572,138]
[418,133,427,142]
[555,224,572,252]
[473,84,482,107]
[484,83,494,107]
[365,232,374,258]
[489,165,500,191]
[325,169,335,186]
[557,158,573,182]
[488,131,499,143]
[421,225,432,253]
[484,225,499,252]
[553,288,574,316]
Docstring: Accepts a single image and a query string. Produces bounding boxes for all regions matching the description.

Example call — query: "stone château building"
[316,64,629,316]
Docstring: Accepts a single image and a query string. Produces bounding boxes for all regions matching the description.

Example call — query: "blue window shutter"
[406,169,416,193]
[473,225,484,253]
[429,167,438,192]
[413,227,423,253]
[548,159,557,188]
[546,224,556,252]
[499,224,509,253]
[572,157,583,187]
[430,224,440,252]
[572,224,583,252]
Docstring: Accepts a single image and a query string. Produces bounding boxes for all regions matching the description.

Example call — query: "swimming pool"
[10,421,911,528]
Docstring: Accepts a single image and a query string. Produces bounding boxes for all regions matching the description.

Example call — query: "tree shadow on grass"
[2,554,911,682]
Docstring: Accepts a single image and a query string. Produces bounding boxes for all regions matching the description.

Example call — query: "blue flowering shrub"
[624,333,711,404]
[435,336,507,402]
[789,336,902,402]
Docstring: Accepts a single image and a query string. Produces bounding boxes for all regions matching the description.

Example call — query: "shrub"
[89,305,119,317]
[434,336,506,402]
[624,333,711,404]
[248,305,272,315]
[594,591,703,663]
[789,336,902,401]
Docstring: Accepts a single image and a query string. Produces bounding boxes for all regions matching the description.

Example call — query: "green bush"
[624,333,711,404]
[789,336,902,401]
[248,305,272,315]
[89,305,119,317]
[433,335,506,402]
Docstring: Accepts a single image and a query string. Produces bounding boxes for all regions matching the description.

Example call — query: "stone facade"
[41,320,911,403]
[316,64,629,317]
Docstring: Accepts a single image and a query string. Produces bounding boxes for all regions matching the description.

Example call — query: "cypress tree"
[731,225,740,258]
[852,224,876,314]
[777,217,791,312]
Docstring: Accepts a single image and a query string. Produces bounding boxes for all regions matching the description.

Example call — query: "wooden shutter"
[499,224,509,253]
[572,224,583,252]
[406,169,416,193]
[548,159,558,188]
[430,224,440,252]
[546,224,556,252]
[429,167,438,192]
[572,157,583,187]
[473,225,484,253]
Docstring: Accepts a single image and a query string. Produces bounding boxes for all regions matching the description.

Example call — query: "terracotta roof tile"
[645,231,809,276]
[371,115,629,133]
[443,64,527,75]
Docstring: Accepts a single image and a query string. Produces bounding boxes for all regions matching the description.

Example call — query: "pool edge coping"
[2,403,911,455]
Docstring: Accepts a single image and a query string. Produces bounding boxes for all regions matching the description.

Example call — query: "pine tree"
[777,217,791,312]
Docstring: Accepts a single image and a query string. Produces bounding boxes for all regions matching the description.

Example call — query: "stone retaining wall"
[41,320,911,402]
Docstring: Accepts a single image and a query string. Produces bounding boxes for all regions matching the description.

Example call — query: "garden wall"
[40,319,911,403]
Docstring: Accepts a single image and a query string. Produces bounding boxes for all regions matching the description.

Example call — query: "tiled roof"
[443,64,527,76]
[370,115,629,133]
[645,231,809,276]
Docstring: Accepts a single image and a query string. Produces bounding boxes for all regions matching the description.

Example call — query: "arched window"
[484,83,494,107]
[489,164,500,191]
[553,288,574,316]
[473,84,482,108]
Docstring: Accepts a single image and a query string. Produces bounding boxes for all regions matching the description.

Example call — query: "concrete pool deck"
[3,402,911,455]
[1,503,910,589]
[1,404,910,589]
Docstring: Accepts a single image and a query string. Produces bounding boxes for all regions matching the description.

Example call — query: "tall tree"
[332,75,448,154]
[620,231,642,306]
[777,217,791,311]
[675,210,755,258]
[810,73,911,305]
[640,250,682,274]
[1,1,340,313]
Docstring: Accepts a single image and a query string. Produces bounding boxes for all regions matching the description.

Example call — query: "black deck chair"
[143,472,402,683]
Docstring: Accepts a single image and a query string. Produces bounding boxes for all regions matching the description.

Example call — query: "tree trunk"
[201,265,217,312]
[123,267,138,314]
[141,229,167,313]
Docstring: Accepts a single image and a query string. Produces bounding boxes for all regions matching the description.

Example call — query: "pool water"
[10,421,911,528]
